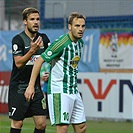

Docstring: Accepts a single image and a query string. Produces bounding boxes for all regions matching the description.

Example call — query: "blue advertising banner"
[0,29,100,72]
[78,29,100,72]
[0,30,20,71]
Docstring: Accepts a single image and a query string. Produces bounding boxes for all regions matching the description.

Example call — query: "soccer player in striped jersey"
[25,12,87,133]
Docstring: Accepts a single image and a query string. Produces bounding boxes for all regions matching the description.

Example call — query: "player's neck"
[25,29,36,40]
[68,32,78,43]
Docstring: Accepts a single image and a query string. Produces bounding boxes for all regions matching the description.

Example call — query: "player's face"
[68,18,85,42]
[24,13,40,34]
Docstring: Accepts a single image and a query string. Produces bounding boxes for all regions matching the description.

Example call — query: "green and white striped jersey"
[41,33,84,94]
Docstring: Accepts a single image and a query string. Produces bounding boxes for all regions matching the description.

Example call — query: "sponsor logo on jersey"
[70,56,80,68]
[25,46,30,49]
[26,55,40,65]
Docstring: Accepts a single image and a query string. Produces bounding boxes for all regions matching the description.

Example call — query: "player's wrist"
[29,48,35,54]
[28,82,35,87]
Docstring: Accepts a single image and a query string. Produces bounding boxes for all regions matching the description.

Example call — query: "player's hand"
[24,85,35,102]
[42,72,50,82]
[30,36,43,54]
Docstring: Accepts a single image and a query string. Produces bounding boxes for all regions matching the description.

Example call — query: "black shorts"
[8,88,47,121]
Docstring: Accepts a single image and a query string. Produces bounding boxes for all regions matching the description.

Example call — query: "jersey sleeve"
[12,35,24,57]
[41,34,71,63]
[41,40,63,63]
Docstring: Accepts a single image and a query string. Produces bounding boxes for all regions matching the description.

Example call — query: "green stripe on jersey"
[44,33,84,94]
[51,35,69,52]
[62,41,82,94]
[53,93,61,124]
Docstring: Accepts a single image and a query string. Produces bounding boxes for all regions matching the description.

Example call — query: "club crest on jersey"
[70,56,80,68]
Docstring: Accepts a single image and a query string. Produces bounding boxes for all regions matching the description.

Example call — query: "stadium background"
[0,0,133,124]
[0,0,133,30]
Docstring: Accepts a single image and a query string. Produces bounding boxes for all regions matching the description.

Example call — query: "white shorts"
[48,92,86,125]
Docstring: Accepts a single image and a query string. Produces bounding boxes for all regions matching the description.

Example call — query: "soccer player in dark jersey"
[8,7,50,133]
[25,12,87,133]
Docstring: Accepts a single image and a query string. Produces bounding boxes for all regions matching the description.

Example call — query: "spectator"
[40,62,51,118]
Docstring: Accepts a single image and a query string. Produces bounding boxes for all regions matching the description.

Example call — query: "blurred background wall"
[0,0,133,30]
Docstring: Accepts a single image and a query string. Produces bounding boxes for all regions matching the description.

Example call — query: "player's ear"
[68,24,71,31]
[23,19,27,26]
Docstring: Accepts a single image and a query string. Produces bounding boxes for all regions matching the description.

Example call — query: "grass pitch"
[0,114,133,133]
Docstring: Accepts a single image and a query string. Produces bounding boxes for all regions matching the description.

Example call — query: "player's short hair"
[22,7,39,20]
[68,12,86,25]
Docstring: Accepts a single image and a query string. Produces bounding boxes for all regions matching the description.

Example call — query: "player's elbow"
[14,56,26,69]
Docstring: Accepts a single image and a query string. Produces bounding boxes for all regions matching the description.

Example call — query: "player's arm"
[15,36,43,69]
[24,56,44,101]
